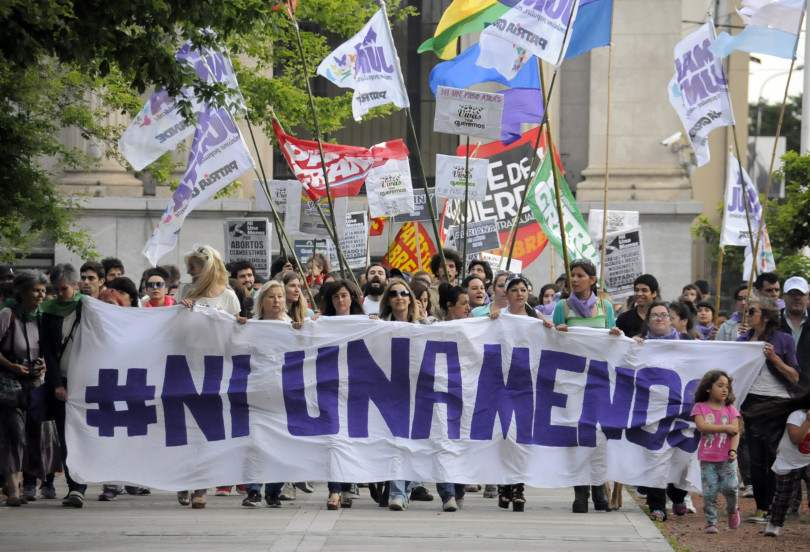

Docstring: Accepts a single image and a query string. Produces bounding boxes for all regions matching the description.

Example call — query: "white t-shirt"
[772,409,810,475]
[363,295,381,315]
[176,285,241,316]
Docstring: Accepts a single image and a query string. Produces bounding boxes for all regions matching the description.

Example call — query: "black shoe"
[573,486,589,513]
[409,486,434,502]
[265,493,281,508]
[242,490,262,508]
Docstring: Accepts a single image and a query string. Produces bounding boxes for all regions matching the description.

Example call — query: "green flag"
[526,154,600,268]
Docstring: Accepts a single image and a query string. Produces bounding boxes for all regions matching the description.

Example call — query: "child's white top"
[772,409,810,475]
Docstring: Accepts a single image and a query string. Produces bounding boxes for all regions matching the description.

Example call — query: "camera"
[31,358,44,376]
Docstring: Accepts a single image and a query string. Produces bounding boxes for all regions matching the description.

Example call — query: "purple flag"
[500,88,545,145]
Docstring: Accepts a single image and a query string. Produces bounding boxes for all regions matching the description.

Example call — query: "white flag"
[669,22,734,167]
[744,229,777,276]
[142,107,254,265]
[365,158,414,218]
[476,0,579,79]
[316,10,409,121]
[720,153,762,248]
[119,44,243,171]
[435,154,489,201]
[738,0,805,33]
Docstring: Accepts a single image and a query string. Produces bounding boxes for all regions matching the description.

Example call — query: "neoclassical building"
[44,0,747,301]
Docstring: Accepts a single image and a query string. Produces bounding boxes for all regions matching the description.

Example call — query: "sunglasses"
[388,289,410,298]
[147,281,165,289]
[747,307,760,315]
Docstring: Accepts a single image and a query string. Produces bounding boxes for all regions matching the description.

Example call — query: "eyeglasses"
[147,281,165,289]
[747,307,760,315]
[388,289,410,298]
[650,314,670,321]
[735,295,747,301]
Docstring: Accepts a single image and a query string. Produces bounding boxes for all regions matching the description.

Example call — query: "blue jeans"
[246,482,283,497]
[328,482,352,494]
[390,480,409,504]
[436,483,465,504]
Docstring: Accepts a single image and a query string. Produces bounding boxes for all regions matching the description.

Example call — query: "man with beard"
[362,263,388,315]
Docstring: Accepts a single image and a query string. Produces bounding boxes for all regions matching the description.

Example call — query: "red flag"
[369,215,386,236]
[273,120,408,201]
[382,222,436,273]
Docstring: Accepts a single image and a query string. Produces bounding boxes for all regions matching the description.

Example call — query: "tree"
[748,93,801,153]
[1,0,414,263]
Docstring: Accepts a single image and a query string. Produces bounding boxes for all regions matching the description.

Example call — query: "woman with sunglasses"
[738,298,799,523]
[141,267,174,308]
[551,259,619,513]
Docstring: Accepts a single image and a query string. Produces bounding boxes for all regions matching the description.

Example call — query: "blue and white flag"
[668,22,734,167]
[710,0,805,59]
[317,10,409,121]
[565,0,612,60]
[429,42,540,96]
[119,44,243,171]
[142,107,255,266]
[477,0,580,79]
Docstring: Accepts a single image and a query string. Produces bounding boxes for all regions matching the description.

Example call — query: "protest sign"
[480,252,522,274]
[394,188,438,223]
[285,181,347,239]
[293,239,338,270]
[223,219,272,277]
[343,211,369,270]
[435,154,489,201]
[382,222,436,273]
[365,158,414,218]
[253,179,293,214]
[595,227,645,298]
[67,298,765,491]
[433,86,504,139]
[445,219,501,255]
[587,209,640,240]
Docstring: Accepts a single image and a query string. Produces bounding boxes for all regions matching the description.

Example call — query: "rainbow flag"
[417,0,510,59]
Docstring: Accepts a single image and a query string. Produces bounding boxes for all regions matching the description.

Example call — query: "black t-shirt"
[616,308,644,338]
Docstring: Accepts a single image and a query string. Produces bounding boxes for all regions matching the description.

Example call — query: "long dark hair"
[744,389,810,441]
[318,280,365,316]
[693,370,736,406]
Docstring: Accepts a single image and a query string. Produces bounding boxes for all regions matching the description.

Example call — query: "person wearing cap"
[0,265,14,283]
[781,276,810,389]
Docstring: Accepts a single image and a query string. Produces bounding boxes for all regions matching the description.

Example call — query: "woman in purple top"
[738,297,799,523]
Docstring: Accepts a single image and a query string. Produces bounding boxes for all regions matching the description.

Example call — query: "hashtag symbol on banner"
[85,368,157,437]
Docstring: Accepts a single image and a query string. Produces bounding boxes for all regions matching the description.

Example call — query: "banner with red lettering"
[382,222,436,274]
[273,120,409,201]
[442,127,561,267]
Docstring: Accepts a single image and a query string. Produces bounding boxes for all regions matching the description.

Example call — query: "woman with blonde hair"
[275,270,309,323]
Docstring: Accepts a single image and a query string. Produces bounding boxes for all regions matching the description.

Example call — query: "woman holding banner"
[471,271,509,318]
[438,283,470,321]
[461,276,488,314]
[277,270,312,321]
[552,259,620,514]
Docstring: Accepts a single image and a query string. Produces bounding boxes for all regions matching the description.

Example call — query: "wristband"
[728,449,737,455]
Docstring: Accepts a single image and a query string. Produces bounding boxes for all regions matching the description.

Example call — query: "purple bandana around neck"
[567,292,597,318]
[695,322,714,340]
[535,301,556,316]
[647,326,681,340]
[731,311,743,323]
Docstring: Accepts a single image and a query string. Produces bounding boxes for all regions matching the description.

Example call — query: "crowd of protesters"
[0,247,808,538]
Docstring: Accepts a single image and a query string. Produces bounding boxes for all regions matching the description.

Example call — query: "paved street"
[1,479,672,551]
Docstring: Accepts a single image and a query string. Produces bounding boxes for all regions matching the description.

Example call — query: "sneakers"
[22,485,37,501]
[649,509,666,522]
[409,486,434,502]
[242,490,262,508]
[442,497,458,512]
[684,494,697,513]
[279,482,296,501]
[39,483,57,499]
[62,490,84,508]
[215,486,232,496]
[235,484,247,495]
[98,489,117,501]
[295,481,314,493]
[705,524,718,534]
[764,521,781,537]
[728,508,740,529]
[672,502,687,516]
[266,493,281,508]
[483,485,498,498]
[465,484,480,492]
[747,509,768,523]
[742,484,754,498]
[389,497,406,511]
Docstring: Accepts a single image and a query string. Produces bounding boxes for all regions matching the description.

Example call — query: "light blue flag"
[710,25,799,59]
[429,42,539,97]
[565,0,613,60]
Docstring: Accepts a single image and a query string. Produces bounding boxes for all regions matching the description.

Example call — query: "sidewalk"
[1,479,672,551]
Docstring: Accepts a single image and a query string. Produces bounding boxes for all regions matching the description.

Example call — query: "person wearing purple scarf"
[695,300,716,340]
[551,259,621,514]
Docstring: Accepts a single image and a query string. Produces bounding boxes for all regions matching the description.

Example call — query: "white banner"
[433,87,504,139]
[253,179,293,214]
[669,22,734,167]
[477,0,579,78]
[67,299,767,491]
[435,154,489,201]
[316,10,409,121]
[365,158,415,218]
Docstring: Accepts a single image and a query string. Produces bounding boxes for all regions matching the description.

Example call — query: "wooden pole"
[598,6,616,288]
[461,135,471,279]
[713,247,724,329]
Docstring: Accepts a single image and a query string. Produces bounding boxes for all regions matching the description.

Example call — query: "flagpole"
[375,0,450,281]
[742,5,806,320]
[288,12,353,282]
[599,4,617,288]
[714,247,724,328]
[462,135,471,279]
[414,222,423,270]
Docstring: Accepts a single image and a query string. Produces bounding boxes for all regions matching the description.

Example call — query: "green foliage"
[748,94,801,153]
[1,0,416,261]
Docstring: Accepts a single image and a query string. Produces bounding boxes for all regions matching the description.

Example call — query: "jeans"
[246,482,283,497]
[742,394,779,512]
[436,483,465,504]
[327,482,352,494]
[390,480,409,505]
